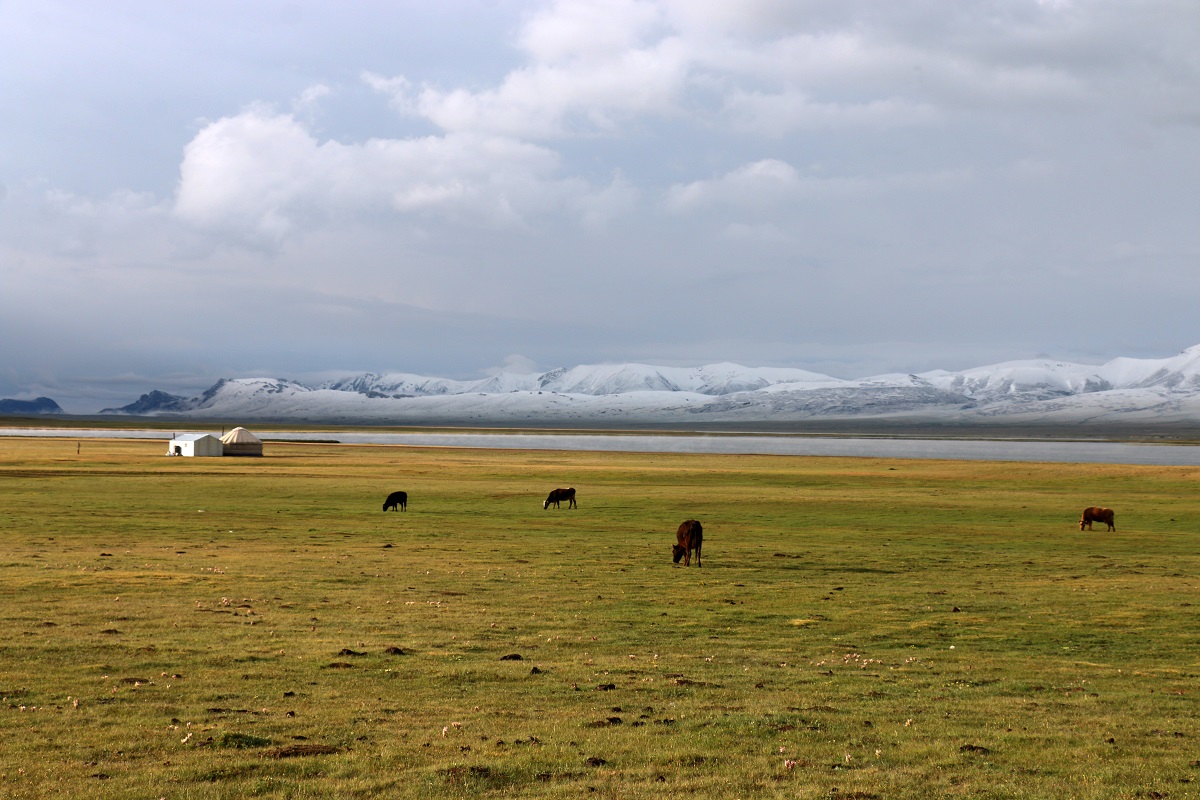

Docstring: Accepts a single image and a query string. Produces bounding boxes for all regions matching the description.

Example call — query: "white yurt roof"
[220,427,262,444]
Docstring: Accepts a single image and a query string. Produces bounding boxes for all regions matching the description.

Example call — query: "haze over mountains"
[80,345,1200,428]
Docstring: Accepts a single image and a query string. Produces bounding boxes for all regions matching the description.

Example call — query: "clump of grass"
[217,732,271,749]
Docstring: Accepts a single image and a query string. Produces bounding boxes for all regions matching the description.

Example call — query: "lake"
[4,427,1200,466]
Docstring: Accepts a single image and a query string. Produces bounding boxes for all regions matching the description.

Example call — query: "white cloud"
[374,43,691,139]
[665,158,975,214]
[172,106,620,241]
[571,172,640,231]
[483,354,540,376]
[293,83,332,116]
[355,0,1119,146]
[723,90,938,135]
[518,0,665,62]
[175,108,323,240]
[665,159,801,212]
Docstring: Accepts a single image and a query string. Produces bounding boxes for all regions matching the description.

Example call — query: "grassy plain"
[1,435,1198,799]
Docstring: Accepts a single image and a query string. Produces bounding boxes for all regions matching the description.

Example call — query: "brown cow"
[672,519,703,567]
[543,487,577,509]
[1079,506,1115,531]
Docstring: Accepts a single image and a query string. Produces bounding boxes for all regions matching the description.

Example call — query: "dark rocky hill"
[100,389,191,415]
[0,397,64,415]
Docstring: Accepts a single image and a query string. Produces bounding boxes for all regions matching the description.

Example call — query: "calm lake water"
[4,427,1200,466]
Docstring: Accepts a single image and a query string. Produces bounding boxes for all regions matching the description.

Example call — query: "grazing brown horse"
[672,519,703,567]
[1079,506,1114,531]
[382,491,407,512]
[543,487,576,509]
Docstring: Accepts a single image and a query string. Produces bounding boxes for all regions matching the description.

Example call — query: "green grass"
[1,436,1199,798]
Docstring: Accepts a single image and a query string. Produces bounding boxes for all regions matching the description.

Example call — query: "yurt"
[220,427,263,457]
[167,433,223,457]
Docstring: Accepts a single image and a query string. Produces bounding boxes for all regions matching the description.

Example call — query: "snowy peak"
[319,362,839,398]
[920,360,1112,402]
[541,363,685,395]
[321,372,480,398]
[1103,345,1200,391]
[95,345,1200,425]
[532,362,842,397]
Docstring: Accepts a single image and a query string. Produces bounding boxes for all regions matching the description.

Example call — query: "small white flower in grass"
[441,727,448,737]
[784,759,798,770]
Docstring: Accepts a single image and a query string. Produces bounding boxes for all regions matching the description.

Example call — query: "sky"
[2,0,1199,412]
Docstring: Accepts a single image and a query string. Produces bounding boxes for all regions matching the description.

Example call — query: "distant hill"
[0,397,64,415]
[100,389,191,415]
[94,345,1200,427]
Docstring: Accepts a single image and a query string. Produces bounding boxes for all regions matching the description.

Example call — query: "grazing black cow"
[672,519,703,567]
[543,487,577,509]
[382,491,407,512]
[1079,506,1115,531]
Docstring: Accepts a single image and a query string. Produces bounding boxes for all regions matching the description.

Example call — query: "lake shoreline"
[6,424,1200,466]
[4,412,1200,444]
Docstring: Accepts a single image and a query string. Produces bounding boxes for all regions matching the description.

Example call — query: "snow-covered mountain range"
[98,346,1200,427]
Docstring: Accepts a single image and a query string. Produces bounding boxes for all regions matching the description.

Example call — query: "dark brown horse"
[382,491,407,512]
[672,519,703,567]
[543,487,576,509]
[1079,506,1114,531]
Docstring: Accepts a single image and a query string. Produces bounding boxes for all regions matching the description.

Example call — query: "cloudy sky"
[3,0,1198,411]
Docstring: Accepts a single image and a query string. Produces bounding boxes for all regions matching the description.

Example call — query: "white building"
[166,433,224,457]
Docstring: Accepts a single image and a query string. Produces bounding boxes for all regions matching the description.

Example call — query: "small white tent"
[167,433,223,457]
[220,427,263,457]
